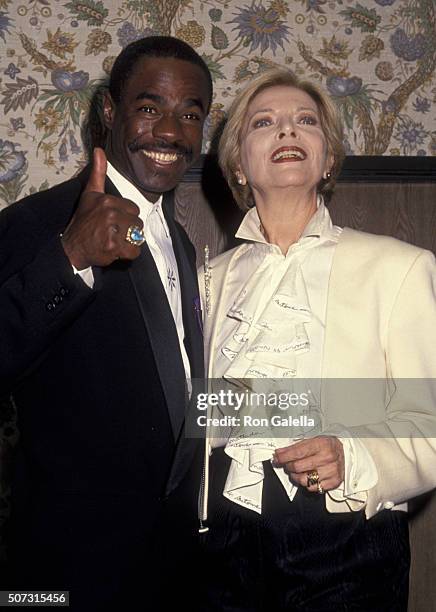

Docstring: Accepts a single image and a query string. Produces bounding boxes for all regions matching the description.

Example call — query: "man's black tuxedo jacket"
[0,167,204,610]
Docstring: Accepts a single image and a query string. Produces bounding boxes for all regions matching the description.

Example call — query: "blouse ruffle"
[215,199,339,513]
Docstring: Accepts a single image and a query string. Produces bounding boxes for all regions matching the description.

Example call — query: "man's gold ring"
[126,225,146,246]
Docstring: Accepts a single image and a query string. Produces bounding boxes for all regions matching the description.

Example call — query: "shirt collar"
[106,160,163,218]
[235,195,336,246]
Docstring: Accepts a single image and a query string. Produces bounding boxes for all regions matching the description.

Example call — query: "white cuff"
[321,428,378,509]
[72,265,94,288]
[341,435,378,498]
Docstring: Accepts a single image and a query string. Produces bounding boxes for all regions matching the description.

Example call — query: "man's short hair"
[109,36,213,109]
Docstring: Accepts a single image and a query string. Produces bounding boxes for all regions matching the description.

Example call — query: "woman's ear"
[323,153,335,180]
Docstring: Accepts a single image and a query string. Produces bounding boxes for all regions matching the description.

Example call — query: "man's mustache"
[128,139,193,162]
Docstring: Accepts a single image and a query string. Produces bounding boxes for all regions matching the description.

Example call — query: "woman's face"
[238,85,333,200]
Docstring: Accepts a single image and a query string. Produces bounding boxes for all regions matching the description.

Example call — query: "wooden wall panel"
[330,182,436,254]
[408,493,436,612]
[175,183,234,265]
[175,171,243,265]
[175,180,436,263]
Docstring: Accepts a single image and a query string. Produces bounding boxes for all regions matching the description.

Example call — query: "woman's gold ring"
[307,469,320,487]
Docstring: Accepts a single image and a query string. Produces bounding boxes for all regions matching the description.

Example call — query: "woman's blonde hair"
[218,67,345,211]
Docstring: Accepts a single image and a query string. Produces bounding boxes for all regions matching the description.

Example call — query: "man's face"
[104,56,210,201]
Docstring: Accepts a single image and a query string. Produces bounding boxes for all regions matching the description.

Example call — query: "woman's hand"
[273,436,345,493]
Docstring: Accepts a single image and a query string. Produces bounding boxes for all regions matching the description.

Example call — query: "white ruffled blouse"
[209,197,376,513]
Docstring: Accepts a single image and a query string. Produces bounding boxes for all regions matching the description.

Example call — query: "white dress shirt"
[74,161,191,382]
[210,198,377,513]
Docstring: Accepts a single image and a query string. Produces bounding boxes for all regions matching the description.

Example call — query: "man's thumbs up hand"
[83,147,107,194]
[61,148,144,270]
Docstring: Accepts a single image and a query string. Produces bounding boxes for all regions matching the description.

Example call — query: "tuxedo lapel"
[103,176,187,440]
[162,193,205,496]
[162,194,204,380]
[128,242,187,441]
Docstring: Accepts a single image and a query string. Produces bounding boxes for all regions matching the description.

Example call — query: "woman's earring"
[236,172,245,185]
[324,171,332,180]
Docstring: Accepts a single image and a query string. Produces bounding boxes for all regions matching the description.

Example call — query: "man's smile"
[141,150,181,163]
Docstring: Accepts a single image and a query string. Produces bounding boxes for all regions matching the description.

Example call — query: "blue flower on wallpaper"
[390,28,427,62]
[0,12,13,43]
[4,63,20,79]
[58,141,68,163]
[10,117,24,131]
[229,2,290,55]
[382,97,400,114]
[412,96,430,114]
[117,23,157,48]
[375,0,396,5]
[302,0,327,13]
[117,23,137,47]
[326,75,362,97]
[51,69,89,92]
[69,132,81,154]
[209,8,223,22]
[394,117,429,153]
[0,140,26,183]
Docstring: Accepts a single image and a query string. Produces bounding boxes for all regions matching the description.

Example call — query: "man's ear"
[103,92,115,129]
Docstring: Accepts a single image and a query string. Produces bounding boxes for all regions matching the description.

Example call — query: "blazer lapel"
[204,245,244,378]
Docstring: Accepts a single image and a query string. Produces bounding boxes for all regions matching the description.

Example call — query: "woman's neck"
[255,189,318,255]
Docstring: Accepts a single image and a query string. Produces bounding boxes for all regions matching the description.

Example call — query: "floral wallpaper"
[0,0,435,209]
